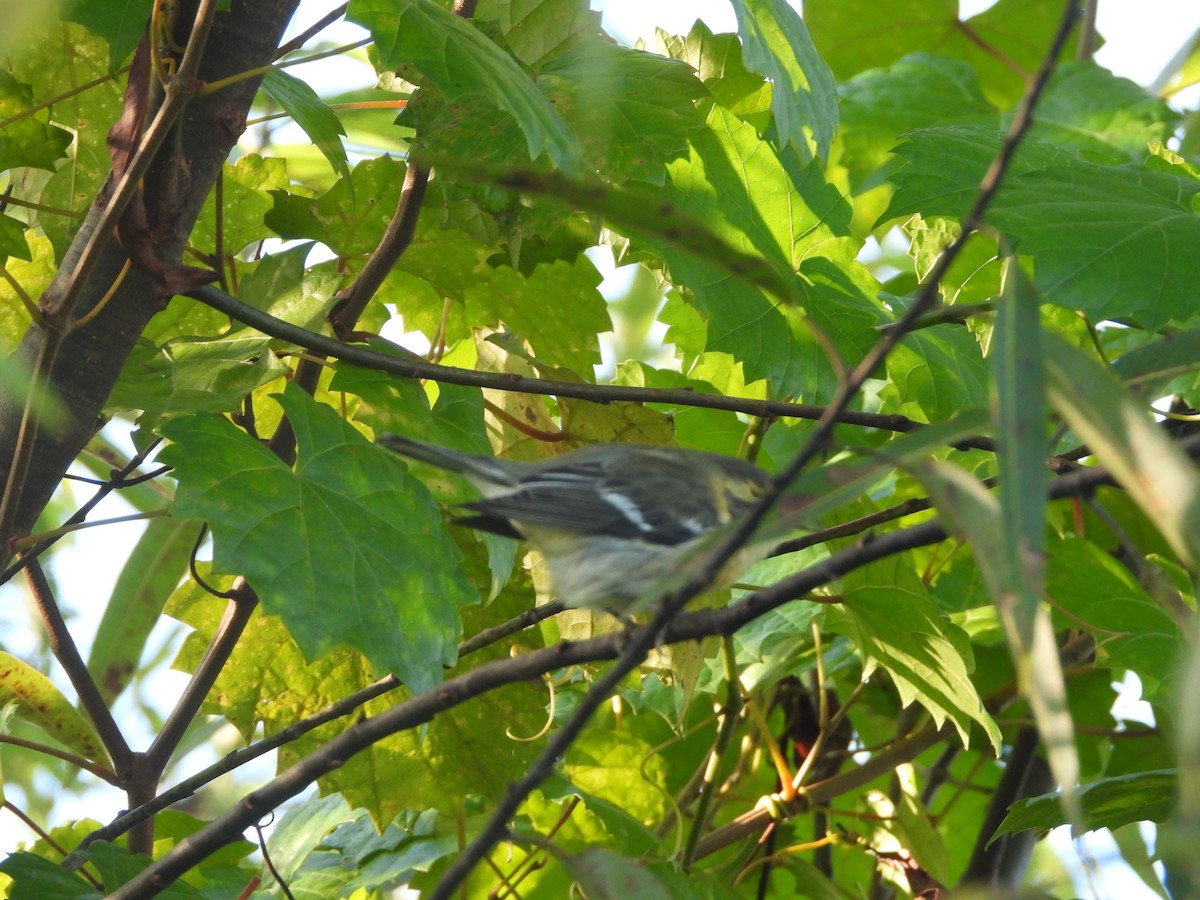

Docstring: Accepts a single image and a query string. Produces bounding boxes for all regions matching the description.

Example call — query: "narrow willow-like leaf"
[1162,618,1200,890]
[765,407,990,539]
[993,256,1046,648]
[1044,334,1200,568]
[87,516,196,703]
[916,461,1078,816]
[1111,823,1173,899]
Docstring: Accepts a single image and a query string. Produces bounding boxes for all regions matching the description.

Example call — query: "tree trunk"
[0,0,300,548]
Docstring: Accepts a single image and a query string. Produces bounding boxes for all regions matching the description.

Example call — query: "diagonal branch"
[0,439,165,586]
[63,599,565,867]
[0,734,119,784]
[23,558,133,774]
[144,580,259,773]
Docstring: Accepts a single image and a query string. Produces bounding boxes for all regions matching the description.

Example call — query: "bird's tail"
[377,434,518,487]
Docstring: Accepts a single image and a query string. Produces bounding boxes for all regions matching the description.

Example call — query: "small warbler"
[379,435,772,614]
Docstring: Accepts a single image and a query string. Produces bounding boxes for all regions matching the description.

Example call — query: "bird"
[379,434,773,614]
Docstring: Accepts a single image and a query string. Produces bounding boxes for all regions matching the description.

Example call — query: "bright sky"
[594,0,1200,86]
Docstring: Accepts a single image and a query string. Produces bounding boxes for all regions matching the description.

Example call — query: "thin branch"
[61,464,171,488]
[66,600,563,865]
[770,494,939,556]
[329,163,430,336]
[0,67,128,130]
[457,600,564,655]
[23,558,133,773]
[695,721,961,861]
[186,283,993,449]
[247,99,407,126]
[274,3,350,59]
[4,800,63,856]
[874,301,997,334]
[0,734,119,784]
[954,18,1031,79]
[711,609,1068,872]
[64,672,398,869]
[200,37,371,96]
[682,636,742,870]
[768,467,1126,555]
[0,193,87,219]
[11,508,169,551]
[0,439,164,587]
[5,799,104,890]
[1076,0,1099,60]
[0,262,40,323]
[144,580,259,772]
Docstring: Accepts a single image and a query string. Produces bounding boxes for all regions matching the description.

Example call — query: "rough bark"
[0,0,300,546]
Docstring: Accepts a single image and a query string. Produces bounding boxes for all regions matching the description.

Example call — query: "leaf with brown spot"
[0,651,110,765]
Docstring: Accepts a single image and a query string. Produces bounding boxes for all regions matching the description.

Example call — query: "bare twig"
[0,734,119,784]
[274,3,350,59]
[65,598,562,865]
[954,18,1031,79]
[186,282,993,449]
[23,558,133,773]
[144,580,259,773]
[457,600,564,655]
[329,163,430,336]
[0,442,164,586]
[1076,0,1099,60]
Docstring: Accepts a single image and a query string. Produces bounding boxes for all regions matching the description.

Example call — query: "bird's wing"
[460,452,715,545]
